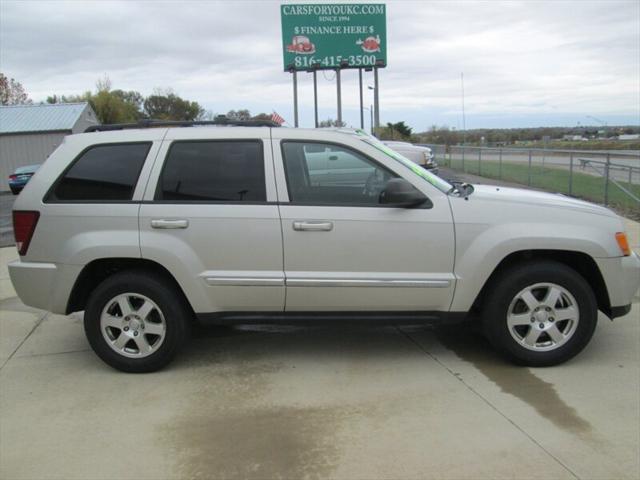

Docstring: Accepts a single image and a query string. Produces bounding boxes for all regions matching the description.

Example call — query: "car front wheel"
[482,261,598,366]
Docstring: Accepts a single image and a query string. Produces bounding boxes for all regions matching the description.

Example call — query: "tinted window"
[282,142,398,205]
[157,141,265,202]
[51,143,150,201]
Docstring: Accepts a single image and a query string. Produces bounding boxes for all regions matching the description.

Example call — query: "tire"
[84,270,190,373]
[482,261,597,367]
[10,187,20,195]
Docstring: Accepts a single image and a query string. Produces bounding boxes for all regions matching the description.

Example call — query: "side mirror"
[380,178,430,208]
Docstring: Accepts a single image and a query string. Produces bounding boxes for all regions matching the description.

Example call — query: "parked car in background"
[383,141,438,174]
[8,164,40,195]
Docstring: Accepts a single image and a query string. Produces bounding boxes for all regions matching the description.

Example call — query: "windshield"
[356,132,453,193]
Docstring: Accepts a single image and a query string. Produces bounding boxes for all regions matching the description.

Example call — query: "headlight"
[422,151,434,164]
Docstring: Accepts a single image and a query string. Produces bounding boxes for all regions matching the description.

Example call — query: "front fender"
[449,221,613,312]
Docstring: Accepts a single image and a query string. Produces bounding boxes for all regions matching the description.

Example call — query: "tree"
[226,109,251,121]
[47,79,204,124]
[318,118,346,127]
[144,88,204,121]
[0,73,32,105]
[251,113,272,121]
[111,89,144,120]
[376,121,413,140]
[225,110,273,122]
[47,77,143,124]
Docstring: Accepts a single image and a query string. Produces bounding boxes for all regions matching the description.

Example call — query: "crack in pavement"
[396,326,581,480]
[0,311,49,371]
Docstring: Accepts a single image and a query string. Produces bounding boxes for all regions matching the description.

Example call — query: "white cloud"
[1,0,638,129]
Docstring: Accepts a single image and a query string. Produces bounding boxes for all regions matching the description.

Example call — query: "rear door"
[139,128,284,315]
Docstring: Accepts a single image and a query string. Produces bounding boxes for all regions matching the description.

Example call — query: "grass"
[444,157,640,216]
[511,141,640,151]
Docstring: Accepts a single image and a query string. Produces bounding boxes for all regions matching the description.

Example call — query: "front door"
[272,135,455,312]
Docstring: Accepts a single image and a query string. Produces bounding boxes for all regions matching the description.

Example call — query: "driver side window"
[281,141,398,206]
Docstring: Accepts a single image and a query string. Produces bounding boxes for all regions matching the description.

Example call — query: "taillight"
[13,211,40,256]
[9,174,18,181]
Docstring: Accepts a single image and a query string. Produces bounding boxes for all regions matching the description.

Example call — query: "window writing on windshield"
[361,137,452,193]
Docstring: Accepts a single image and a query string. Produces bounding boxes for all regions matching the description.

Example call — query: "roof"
[0,102,91,134]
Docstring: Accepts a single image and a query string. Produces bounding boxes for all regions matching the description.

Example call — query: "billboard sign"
[281,3,387,71]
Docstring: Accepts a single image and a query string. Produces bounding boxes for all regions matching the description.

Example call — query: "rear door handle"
[151,219,189,229]
[292,221,334,232]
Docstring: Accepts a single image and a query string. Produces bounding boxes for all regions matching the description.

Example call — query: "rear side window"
[49,143,150,201]
[156,141,266,202]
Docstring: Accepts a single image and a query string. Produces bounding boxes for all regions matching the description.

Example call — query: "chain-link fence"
[427,145,639,214]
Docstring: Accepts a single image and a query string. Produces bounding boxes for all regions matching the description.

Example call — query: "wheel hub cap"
[534,310,549,323]
[127,316,142,331]
[100,293,166,359]
[506,282,579,352]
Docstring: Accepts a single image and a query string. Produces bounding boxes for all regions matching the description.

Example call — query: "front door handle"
[151,219,189,229]
[292,221,334,232]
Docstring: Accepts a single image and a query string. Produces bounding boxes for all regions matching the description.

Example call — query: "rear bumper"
[8,260,81,314]
[8,180,28,189]
[595,251,640,317]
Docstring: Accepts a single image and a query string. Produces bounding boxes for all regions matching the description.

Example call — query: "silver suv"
[9,121,640,372]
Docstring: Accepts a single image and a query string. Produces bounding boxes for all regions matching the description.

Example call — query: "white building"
[618,134,639,141]
[0,103,99,191]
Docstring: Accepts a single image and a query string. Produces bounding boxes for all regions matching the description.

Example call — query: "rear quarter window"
[46,142,151,202]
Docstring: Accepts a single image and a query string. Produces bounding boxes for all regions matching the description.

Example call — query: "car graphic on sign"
[287,35,316,54]
[356,35,381,53]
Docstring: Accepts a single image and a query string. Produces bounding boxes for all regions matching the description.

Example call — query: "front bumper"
[595,251,640,317]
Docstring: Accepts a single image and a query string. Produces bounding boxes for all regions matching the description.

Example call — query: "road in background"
[447,146,640,184]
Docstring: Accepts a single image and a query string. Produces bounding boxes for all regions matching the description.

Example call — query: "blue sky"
[1,0,639,131]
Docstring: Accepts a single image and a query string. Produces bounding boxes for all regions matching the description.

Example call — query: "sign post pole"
[292,69,299,127]
[370,104,373,134]
[373,66,380,129]
[359,69,364,129]
[313,68,319,128]
[336,68,342,125]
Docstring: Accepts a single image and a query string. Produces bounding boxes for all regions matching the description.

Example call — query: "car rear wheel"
[84,270,190,372]
[482,261,597,366]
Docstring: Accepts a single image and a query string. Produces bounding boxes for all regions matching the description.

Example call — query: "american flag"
[271,111,285,125]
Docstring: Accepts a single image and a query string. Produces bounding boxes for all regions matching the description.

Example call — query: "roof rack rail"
[84,116,280,133]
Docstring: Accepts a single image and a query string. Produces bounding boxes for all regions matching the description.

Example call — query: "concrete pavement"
[1,223,639,479]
